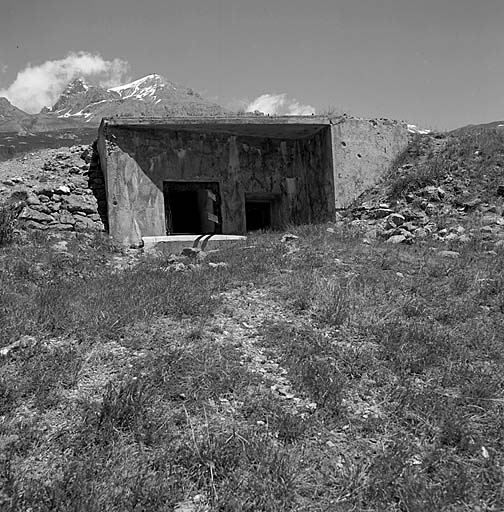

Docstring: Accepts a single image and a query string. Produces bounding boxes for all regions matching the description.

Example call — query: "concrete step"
[142,234,246,254]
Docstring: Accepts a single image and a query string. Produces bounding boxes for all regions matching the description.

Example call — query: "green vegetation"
[1,130,504,510]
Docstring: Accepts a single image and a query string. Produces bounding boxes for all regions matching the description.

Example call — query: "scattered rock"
[370,207,394,219]
[74,214,100,231]
[386,234,407,244]
[26,195,41,206]
[181,247,202,259]
[58,211,76,225]
[19,207,54,223]
[281,233,299,242]
[55,185,71,195]
[385,213,405,228]
[52,240,69,253]
[0,336,38,358]
[208,262,228,269]
[64,194,98,214]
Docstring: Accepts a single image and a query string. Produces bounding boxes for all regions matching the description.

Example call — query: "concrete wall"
[330,119,408,208]
[98,125,334,245]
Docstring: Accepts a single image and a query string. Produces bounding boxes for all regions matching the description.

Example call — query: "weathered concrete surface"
[98,121,334,245]
[331,118,408,208]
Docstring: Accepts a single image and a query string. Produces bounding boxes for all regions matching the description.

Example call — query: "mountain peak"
[108,74,173,99]
[62,77,90,95]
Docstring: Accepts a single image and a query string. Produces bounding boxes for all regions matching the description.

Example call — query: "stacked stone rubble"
[4,145,107,232]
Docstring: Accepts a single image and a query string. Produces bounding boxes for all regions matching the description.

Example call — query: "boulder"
[35,186,54,197]
[26,195,41,206]
[387,234,407,244]
[54,185,71,195]
[50,223,74,231]
[386,213,405,229]
[181,247,206,260]
[459,197,482,210]
[370,207,394,219]
[58,211,76,225]
[23,220,50,230]
[281,233,299,242]
[64,195,98,214]
[32,203,53,215]
[19,207,54,223]
[74,214,99,231]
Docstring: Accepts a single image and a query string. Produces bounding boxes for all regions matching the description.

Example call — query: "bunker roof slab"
[100,115,346,139]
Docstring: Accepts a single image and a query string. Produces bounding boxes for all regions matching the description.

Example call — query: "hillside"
[345,128,504,250]
[0,129,503,510]
[452,120,504,134]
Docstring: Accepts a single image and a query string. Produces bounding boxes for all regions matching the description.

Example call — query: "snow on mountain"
[109,74,170,100]
[108,73,203,102]
[407,124,431,135]
[51,77,120,121]
[0,73,226,132]
[48,73,225,123]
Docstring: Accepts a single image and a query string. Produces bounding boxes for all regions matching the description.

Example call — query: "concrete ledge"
[142,234,246,254]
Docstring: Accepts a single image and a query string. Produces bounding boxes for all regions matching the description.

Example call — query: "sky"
[0,0,503,129]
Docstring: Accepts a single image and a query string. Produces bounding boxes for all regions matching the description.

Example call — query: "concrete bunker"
[97,116,409,246]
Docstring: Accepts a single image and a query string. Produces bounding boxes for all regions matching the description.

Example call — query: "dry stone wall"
[0,145,107,233]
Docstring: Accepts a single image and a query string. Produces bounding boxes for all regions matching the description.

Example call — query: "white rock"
[281,233,299,242]
[387,234,407,244]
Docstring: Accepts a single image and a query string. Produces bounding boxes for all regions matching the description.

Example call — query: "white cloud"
[1,64,7,74]
[0,51,130,113]
[246,93,315,116]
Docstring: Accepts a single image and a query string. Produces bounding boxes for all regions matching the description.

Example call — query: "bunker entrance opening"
[245,200,273,231]
[163,181,222,234]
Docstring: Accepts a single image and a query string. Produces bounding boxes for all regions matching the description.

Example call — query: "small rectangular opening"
[245,200,272,231]
[164,181,222,234]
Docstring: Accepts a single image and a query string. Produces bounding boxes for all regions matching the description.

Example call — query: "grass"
[387,128,504,202]
[1,130,504,510]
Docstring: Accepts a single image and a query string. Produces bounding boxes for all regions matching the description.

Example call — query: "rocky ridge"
[341,129,504,252]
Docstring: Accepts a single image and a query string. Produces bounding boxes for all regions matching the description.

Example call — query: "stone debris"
[345,133,504,249]
[0,336,38,358]
[181,247,204,259]
[0,144,106,234]
[280,233,299,243]
[208,261,228,269]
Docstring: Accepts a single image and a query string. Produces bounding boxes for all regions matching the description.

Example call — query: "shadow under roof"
[101,115,345,139]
